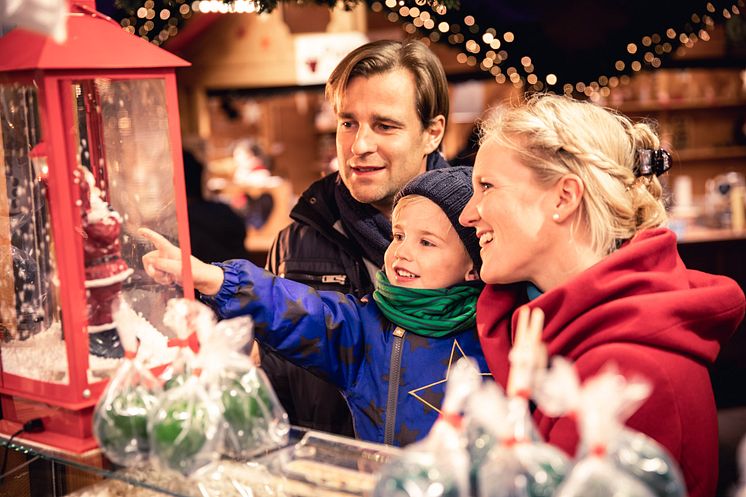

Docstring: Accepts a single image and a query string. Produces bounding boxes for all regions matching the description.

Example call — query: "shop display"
[472,307,569,497]
[93,307,161,466]
[0,4,191,452]
[536,358,686,497]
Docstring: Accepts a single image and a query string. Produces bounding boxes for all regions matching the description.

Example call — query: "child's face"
[384,197,474,289]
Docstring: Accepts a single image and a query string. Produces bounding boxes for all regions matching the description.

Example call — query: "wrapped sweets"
[195,311,289,458]
[474,307,569,497]
[534,358,685,497]
[373,357,482,497]
[93,302,161,466]
[149,303,223,476]
[159,299,208,390]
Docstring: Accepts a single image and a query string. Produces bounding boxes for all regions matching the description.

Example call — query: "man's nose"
[351,125,376,156]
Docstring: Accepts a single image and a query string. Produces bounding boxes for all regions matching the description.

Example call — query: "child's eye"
[420,239,435,247]
[392,233,404,241]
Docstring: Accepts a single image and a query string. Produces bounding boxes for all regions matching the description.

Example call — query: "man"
[262,39,452,436]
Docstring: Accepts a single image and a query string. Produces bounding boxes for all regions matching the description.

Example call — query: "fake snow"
[0,304,176,384]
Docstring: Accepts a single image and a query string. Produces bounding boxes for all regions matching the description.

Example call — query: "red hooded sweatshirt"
[477,228,745,497]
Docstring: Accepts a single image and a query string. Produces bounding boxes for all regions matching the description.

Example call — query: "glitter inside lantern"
[0,1,192,453]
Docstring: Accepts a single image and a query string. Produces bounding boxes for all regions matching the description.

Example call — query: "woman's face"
[459,140,555,285]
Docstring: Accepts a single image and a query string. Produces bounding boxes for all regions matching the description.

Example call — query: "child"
[141,166,489,446]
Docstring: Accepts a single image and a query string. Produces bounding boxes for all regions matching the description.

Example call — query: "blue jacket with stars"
[203,259,490,447]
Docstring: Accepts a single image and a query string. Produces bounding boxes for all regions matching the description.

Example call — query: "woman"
[459,94,745,497]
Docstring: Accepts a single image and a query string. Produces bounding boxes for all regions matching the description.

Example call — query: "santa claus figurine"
[74,167,133,358]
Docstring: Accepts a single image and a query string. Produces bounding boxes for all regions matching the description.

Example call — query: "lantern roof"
[0,4,189,72]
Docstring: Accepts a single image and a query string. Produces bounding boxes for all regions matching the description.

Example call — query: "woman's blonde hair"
[479,94,668,256]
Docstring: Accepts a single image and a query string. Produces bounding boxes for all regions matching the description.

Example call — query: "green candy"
[373,451,460,497]
[151,399,210,474]
[94,387,156,465]
[221,371,274,454]
[162,371,188,391]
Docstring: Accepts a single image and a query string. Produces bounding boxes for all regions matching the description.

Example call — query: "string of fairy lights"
[117,0,744,96]
[372,0,744,98]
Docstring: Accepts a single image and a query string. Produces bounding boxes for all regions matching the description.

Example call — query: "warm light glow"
[438,22,449,33]
[666,28,676,39]
[642,36,652,46]
[496,74,507,84]
[385,0,396,7]
[626,43,637,54]
[464,15,475,26]
[504,32,514,42]
[456,53,468,64]
[615,60,625,71]
[482,32,494,43]
[520,56,531,66]
[546,74,557,85]
[527,74,538,85]
[423,19,434,30]
[631,61,642,71]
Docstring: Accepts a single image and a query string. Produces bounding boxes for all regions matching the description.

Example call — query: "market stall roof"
[0,4,189,72]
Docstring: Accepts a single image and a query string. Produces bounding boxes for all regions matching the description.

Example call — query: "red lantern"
[0,1,193,453]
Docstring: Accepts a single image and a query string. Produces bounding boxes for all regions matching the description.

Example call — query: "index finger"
[139,227,175,251]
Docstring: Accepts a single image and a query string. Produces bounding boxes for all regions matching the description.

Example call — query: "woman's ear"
[465,268,480,281]
[552,173,584,222]
[423,115,446,154]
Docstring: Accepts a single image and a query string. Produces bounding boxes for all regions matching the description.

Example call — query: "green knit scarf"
[372,271,483,338]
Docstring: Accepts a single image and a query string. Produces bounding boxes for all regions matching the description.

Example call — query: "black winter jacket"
[262,153,450,436]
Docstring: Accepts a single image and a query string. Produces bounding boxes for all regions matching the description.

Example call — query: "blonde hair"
[479,94,668,256]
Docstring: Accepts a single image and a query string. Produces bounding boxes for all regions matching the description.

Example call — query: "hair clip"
[634,149,672,177]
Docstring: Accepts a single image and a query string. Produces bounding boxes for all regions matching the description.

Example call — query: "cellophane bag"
[472,305,569,497]
[93,303,161,467]
[148,300,224,476]
[372,357,482,497]
[159,299,204,390]
[471,383,569,497]
[198,314,290,458]
[535,358,686,497]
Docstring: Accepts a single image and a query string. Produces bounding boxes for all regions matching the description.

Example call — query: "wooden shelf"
[673,146,746,163]
[614,97,746,114]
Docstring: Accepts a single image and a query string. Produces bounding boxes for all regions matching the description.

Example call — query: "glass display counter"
[1,427,400,497]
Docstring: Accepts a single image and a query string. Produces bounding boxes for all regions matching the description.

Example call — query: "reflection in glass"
[0,83,64,382]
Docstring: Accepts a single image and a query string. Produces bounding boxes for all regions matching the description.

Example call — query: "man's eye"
[480,182,493,191]
[377,123,395,131]
[339,121,354,129]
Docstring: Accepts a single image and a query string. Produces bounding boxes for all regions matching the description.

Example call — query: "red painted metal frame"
[0,10,192,452]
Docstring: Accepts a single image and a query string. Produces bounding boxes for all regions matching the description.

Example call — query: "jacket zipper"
[282,272,347,286]
[384,326,405,445]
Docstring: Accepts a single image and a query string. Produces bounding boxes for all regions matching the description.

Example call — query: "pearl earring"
[552,213,560,221]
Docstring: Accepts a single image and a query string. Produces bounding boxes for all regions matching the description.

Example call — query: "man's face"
[335,69,444,217]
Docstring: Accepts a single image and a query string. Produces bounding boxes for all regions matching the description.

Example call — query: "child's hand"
[139,228,225,296]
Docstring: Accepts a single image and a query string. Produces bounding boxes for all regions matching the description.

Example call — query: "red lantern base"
[0,394,99,454]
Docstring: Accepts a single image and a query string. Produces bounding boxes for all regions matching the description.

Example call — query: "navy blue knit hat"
[393,166,481,269]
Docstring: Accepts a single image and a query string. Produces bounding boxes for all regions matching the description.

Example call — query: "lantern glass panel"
[0,83,66,383]
[67,78,181,376]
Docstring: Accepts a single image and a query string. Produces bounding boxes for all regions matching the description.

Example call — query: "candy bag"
[93,302,161,466]
[474,307,569,497]
[536,358,686,497]
[159,299,210,390]
[202,315,290,457]
[148,301,223,476]
[373,357,482,497]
